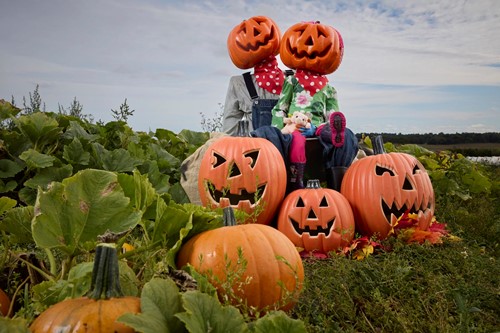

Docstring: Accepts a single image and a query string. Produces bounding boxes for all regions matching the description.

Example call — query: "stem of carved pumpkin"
[223,206,237,227]
[306,179,321,189]
[88,243,123,300]
[235,119,251,137]
[373,135,386,155]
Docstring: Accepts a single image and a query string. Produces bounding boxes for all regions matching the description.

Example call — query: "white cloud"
[1,0,499,134]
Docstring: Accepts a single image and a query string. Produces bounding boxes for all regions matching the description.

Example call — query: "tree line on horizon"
[357,132,500,145]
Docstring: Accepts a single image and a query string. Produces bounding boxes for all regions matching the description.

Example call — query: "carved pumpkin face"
[341,152,435,239]
[198,136,287,225]
[277,180,355,252]
[280,21,343,75]
[227,16,281,69]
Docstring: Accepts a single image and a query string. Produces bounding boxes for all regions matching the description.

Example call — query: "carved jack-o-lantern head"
[198,130,287,225]
[280,21,344,75]
[277,180,355,253]
[227,16,281,69]
[341,147,435,239]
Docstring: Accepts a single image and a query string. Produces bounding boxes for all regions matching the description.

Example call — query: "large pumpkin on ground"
[340,137,435,239]
[30,243,140,333]
[277,180,355,253]
[198,122,287,225]
[227,15,281,69]
[177,207,304,314]
[280,21,343,75]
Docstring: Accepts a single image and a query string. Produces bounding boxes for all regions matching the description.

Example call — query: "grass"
[290,166,500,333]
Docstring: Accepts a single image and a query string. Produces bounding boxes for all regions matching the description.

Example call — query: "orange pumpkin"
[0,289,10,317]
[227,15,281,69]
[30,243,140,333]
[340,137,435,239]
[280,21,343,75]
[277,180,355,253]
[198,121,287,225]
[177,207,304,314]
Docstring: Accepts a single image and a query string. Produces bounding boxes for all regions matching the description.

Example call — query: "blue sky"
[1,0,499,134]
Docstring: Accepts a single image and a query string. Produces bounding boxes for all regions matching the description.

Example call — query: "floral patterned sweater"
[271,74,339,129]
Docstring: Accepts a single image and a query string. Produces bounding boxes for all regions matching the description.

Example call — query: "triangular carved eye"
[412,164,422,174]
[213,152,226,168]
[376,165,395,176]
[244,151,259,169]
[296,197,305,207]
[320,196,328,207]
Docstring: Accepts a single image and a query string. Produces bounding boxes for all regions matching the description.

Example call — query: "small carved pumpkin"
[277,180,355,253]
[227,16,281,69]
[198,121,287,225]
[280,21,343,75]
[340,136,435,239]
[177,207,304,314]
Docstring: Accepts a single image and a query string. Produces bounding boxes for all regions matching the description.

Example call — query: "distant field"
[419,143,500,155]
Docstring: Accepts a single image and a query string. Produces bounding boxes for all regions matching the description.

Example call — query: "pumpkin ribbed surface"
[29,296,140,333]
[177,223,304,312]
[341,152,435,239]
[198,135,287,225]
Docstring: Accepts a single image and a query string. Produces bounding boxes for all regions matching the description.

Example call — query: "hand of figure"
[299,124,316,137]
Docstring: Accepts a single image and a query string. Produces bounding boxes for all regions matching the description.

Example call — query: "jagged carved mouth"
[381,199,433,224]
[236,27,277,51]
[286,40,330,60]
[205,180,265,206]
[290,218,335,237]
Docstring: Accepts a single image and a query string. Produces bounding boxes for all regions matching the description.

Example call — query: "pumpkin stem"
[88,243,123,300]
[235,119,251,137]
[223,206,237,227]
[306,179,321,189]
[373,135,386,155]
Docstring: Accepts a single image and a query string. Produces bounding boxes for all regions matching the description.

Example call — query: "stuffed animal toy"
[281,111,311,135]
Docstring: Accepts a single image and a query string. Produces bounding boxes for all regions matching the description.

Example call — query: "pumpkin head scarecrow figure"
[222,16,287,136]
[271,21,359,191]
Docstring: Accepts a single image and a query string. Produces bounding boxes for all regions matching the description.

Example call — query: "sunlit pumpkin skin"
[177,209,304,313]
[29,296,140,333]
[198,132,287,225]
[277,180,355,253]
[0,289,10,317]
[227,16,281,69]
[280,21,343,75]
[340,152,435,239]
[30,243,141,333]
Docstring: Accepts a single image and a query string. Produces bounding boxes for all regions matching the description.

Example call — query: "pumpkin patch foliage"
[0,100,498,331]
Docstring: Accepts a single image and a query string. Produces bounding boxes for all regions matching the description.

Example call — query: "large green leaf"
[176,290,248,333]
[0,206,34,243]
[0,317,31,333]
[118,278,185,333]
[0,159,24,178]
[13,112,62,151]
[23,165,74,190]
[19,149,56,169]
[63,138,91,165]
[101,148,142,172]
[32,169,142,255]
[252,311,307,333]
